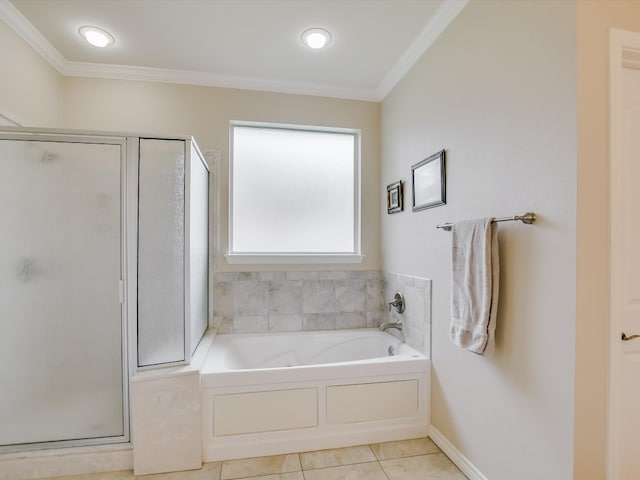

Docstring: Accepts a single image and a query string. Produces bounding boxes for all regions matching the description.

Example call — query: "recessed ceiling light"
[79,26,115,48]
[301,28,332,50]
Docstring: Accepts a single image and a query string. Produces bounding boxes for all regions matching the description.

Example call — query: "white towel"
[450,217,499,355]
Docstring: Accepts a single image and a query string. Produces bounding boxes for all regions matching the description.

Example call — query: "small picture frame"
[387,181,403,214]
[412,149,446,212]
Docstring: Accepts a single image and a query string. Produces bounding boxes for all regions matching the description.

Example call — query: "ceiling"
[1,0,468,101]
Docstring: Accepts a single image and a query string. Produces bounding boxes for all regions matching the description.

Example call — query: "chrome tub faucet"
[379,320,403,332]
[380,293,405,332]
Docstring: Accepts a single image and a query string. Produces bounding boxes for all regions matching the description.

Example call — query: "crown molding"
[375,0,470,100]
[62,61,380,101]
[0,0,67,71]
[0,0,469,102]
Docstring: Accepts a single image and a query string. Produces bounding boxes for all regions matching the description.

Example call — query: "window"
[228,122,361,263]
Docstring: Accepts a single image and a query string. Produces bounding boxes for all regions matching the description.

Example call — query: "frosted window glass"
[138,139,185,366]
[231,126,358,253]
[0,139,124,446]
[189,145,209,354]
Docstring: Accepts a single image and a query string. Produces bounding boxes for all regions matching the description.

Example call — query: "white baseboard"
[428,425,488,480]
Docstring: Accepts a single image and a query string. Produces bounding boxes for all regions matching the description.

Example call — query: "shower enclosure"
[0,128,209,452]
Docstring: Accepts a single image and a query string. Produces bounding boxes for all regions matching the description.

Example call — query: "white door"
[609,29,640,480]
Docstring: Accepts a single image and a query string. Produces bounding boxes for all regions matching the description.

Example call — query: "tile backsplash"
[212,270,431,357]
[383,273,432,358]
[213,271,385,334]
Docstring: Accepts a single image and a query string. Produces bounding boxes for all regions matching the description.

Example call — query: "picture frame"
[386,181,403,214]
[412,149,446,212]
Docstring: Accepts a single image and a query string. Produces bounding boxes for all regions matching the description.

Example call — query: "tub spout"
[379,321,403,332]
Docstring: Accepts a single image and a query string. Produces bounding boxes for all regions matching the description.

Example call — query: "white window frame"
[226,121,363,264]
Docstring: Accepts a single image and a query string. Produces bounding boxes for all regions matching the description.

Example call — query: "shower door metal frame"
[0,128,132,452]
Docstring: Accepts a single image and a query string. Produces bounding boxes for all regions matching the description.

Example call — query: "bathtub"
[200,328,430,461]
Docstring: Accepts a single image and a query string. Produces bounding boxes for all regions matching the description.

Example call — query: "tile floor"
[41,438,467,480]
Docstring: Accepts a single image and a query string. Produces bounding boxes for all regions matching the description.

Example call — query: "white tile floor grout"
[40,437,467,480]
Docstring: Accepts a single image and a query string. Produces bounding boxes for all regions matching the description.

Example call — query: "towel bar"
[436,212,537,231]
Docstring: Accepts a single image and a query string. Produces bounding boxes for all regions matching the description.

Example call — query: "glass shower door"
[0,136,126,448]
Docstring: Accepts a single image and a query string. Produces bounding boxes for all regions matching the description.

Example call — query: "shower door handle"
[621,332,640,341]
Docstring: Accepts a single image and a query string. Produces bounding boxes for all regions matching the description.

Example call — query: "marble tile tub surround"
[212,270,431,357]
[384,273,432,358]
[212,271,386,334]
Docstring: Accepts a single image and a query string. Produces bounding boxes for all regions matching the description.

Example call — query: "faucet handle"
[388,293,405,314]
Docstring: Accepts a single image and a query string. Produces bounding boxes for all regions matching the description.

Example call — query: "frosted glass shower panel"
[138,139,186,366]
[0,138,124,446]
[189,145,209,354]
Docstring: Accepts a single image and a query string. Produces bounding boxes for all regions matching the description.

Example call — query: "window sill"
[224,254,365,265]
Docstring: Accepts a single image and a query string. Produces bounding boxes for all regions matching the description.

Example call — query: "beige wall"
[381,1,576,479]
[0,19,62,127]
[7,0,640,476]
[575,2,640,479]
[61,77,381,272]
